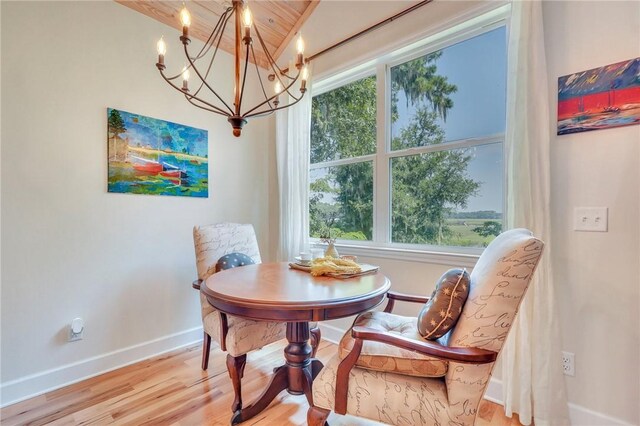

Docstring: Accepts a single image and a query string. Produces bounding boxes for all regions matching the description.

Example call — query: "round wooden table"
[202,262,391,425]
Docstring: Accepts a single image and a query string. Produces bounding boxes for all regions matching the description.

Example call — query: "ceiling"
[115,0,320,69]
[269,1,423,70]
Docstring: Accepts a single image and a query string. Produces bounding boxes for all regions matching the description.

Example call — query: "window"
[309,12,507,254]
[310,76,376,241]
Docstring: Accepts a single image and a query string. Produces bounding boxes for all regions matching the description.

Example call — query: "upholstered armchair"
[308,228,544,426]
[192,222,321,412]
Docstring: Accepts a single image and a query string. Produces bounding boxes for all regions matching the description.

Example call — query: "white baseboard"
[321,323,633,426]
[485,378,634,426]
[0,326,204,408]
[565,403,635,426]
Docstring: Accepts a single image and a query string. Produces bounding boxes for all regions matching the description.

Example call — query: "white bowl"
[294,256,312,266]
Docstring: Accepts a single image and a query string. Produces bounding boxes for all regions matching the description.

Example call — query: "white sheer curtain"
[501,1,569,425]
[275,85,312,261]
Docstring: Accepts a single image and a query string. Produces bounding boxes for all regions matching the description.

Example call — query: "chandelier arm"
[243,69,303,117]
[191,8,232,61]
[254,26,297,81]
[190,13,223,61]
[241,71,300,117]
[282,76,304,99]
[279,70,297,80]
[237,41,251,113]
[255,45,301,109]
[184,10,234,111]
[244,109,275,119]
[250,44,274,109]
[253,24,297,82]
[165,68,190,81]
[253,23,292,79]
[184,94,230,117]
[255,31,301,98]
[159,69,230,116]
[206,9,232,75]
[191,78,206,99]
[183,92,231,116]
[183,43,235,114]
[244,92,304,119]
[192,10,230,98]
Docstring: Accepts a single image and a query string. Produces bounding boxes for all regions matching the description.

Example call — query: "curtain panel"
[276,86,312,261]
[502,1,569,424]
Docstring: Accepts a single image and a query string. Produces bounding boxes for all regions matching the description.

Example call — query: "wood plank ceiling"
[115,0,320,69]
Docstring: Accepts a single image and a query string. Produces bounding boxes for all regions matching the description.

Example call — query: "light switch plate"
[574,207,608,232]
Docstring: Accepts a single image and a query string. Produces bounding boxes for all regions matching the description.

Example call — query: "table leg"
[231,365,288,425]
[231,321,325,424]
[284,321,312,395]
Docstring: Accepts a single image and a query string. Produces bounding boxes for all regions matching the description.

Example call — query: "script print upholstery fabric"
[312,229,544,425]
[193,223,286,357]
[313,354,453,425]
[202,311,285,357]
[339,311,448,378]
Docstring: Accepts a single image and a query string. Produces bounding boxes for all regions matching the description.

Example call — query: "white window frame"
[309,6,510,266]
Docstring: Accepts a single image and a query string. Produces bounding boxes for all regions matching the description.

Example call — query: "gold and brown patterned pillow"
[417,268,470,340]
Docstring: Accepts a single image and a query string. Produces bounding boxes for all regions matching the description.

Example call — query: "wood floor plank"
[0,395,48,420]
[17,383,133,426]
[73,380,187,425]
[478,398,497,422]
[1,339,523,426]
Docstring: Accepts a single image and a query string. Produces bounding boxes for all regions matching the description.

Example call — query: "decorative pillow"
[417,268,470,340]
[215,252,255,272]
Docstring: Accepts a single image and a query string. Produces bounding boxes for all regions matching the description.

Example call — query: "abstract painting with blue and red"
[107,108,208,197]
[557,57,640,135]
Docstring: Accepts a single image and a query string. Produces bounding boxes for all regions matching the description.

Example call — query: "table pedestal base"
[231,321,324,425]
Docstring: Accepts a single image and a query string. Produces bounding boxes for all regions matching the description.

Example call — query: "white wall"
[0,1,274,405]
[299,1,640,424]
[544,2,640,423]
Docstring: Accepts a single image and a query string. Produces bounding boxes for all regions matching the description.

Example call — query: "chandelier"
[155,0,309,137]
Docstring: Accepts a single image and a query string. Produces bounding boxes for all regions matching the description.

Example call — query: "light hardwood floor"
[1,340,525,425]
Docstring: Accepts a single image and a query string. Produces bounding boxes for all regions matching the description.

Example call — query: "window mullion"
[388,133,505,158]
[374,63,390,244]
[310,154,377,170]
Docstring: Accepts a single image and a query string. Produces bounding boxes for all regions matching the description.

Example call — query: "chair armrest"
[351,326,497,364]
[388,290,430,304]
[192,279,202,290]
[383,290,430,312]
[334,325,497,415]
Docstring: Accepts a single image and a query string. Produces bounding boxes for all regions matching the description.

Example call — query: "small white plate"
[294,256,312,266]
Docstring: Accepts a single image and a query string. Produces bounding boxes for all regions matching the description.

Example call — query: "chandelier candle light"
[155,0,309,137]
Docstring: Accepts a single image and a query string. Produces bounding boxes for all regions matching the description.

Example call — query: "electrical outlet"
[68,328,83,342]
[562,351,575,376]
[68,318,84,342]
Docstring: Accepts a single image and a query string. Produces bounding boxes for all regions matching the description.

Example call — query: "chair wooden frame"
[308,290,498,424]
